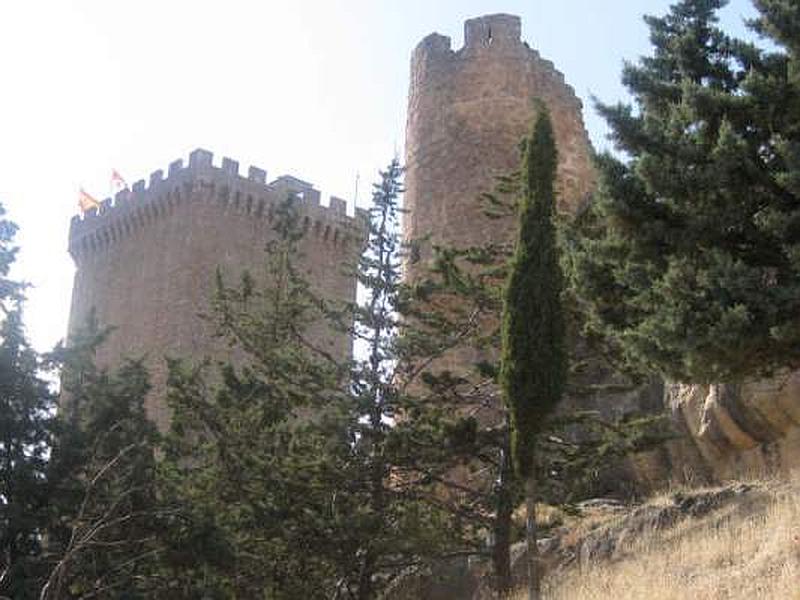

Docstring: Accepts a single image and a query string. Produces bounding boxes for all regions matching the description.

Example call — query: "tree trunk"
[493,445,514,595]
[525,471,540,600]
[357,550,375,600]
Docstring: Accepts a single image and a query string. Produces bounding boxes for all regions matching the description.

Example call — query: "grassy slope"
[527,476,800,600]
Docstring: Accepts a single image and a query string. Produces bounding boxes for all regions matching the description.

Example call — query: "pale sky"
[0,0,758,352]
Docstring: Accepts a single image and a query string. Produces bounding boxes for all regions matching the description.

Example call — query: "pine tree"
[160,184,463,599]
[569,0,800,383]
[42,319,162,599]
[343,159,462,599]
[158,197,348,598]
[0,204,55,599]
[500,108,566,600]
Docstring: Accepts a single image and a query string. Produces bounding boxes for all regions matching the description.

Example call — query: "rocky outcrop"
[385,481,782,599]
[665,371,800,481]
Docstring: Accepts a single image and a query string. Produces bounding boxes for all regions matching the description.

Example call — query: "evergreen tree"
[402,159,669,595]
[160,186,463,599]
[0,204,55,599]
[42,320,162,599]
[342,159,462,599]
[569,0,800,383]
[500,108,566,600]
[158,197,349,598]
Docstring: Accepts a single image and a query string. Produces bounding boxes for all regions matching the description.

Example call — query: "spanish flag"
[78,188,100,212]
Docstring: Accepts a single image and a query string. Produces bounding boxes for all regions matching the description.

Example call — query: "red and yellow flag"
[78,188,100,212]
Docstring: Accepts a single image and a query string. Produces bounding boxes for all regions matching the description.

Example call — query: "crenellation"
[354,207,369,228]
[248,166,266,184]
[189,148,213,169]
[168,158,183,177]
[304,188,321,205]
[69,149,361,261]
[221,157,239,176]
[414,33,452,58]
[329,196,346,215]
[464,14,521,49]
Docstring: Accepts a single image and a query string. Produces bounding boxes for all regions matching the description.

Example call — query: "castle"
[67,14,595,432]
[402,14,596,395]
[404,13,595,256]
[67,149,364,431]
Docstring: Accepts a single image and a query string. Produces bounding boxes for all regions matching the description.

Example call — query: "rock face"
[665,372,800,481]
[387,481,781,599]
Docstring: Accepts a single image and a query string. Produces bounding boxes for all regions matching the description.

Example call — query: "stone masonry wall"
[403,15,597,413]
[401,15,685,493]
[403,14,800,490]
[404,13,596,272]
[67,148,364,431]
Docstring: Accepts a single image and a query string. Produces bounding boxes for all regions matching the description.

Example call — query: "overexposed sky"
[0,0,758,352]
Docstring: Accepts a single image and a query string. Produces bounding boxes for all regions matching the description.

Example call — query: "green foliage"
[160,180,465,599]
[0,204,55,599]
[159,197,349,598]
[159,362,346,599]
[343,159,465,599]
[500,108,567,478]
[568,0,800,382]
[43,318,162,599]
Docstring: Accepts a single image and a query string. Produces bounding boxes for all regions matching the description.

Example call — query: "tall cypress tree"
[569,0,800,383]
[500,108,566,600]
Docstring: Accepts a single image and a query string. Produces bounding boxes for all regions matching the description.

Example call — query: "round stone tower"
[404,13,596,270]
[402,17,720,495]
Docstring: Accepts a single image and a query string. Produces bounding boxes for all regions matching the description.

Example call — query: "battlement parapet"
[410,15,584,117]
[412,14,523,64]
[69,148,364,261]
[405,15,586,126]
[464,13,521,48]
[412,32,452,60]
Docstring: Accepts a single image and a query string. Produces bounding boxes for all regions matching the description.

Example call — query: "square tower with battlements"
[67,149,364,431]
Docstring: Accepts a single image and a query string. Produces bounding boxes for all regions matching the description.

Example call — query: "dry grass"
[521,478,800,600]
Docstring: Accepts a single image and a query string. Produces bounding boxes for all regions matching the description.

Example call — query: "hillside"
[535,476,800,599]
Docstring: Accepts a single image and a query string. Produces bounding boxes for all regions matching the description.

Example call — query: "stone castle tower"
[67,149,363,430]
[404,14,595,266]
[403,14,597,389]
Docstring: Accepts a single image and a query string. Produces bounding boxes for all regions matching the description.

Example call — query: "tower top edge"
[69,148,362,248]
[464,14,521,48]
[412,13,525,60]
